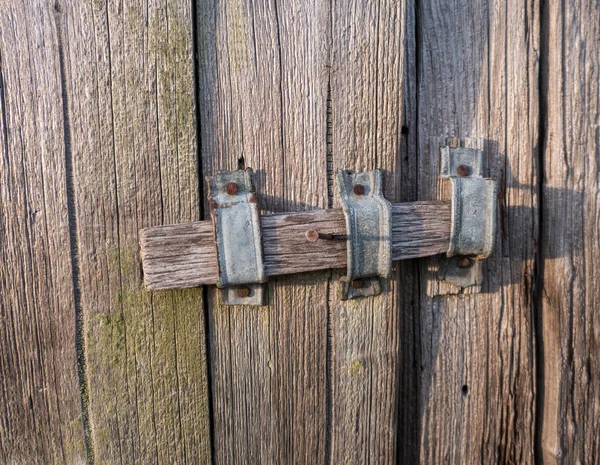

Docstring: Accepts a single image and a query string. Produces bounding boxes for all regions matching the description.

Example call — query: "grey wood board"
[62,0,212,462]
[0,2,87,463]
[537,0,600,463]
[328,0,412,463]
[414,0,539,462]
[196,0,331,462]
[0,0,213,464]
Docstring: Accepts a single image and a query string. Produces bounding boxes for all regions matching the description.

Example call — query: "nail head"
[353,184,365,196]
[350,279,364,289]
[457,257,472,269]
[456,165,471,177]
[305,230,319,242]
[237,286,251,298]
[225,182,238,195]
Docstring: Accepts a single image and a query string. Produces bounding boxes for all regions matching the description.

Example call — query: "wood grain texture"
[197,0,331,463]
[0,2,87,463]
[538,0,600,463]
[329,0,411,463]
[59,0,211,463]
[140,201,451,290]
[415,0,539,462]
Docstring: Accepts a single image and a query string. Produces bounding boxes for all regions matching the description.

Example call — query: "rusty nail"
[225,182,238,195]
[350,279,364,289]
[305,229,347,242]
[353,184,365,195]
[237,286,251,298]
[305,230,321,242]
[456,257,472,269]
[456,165,471,177]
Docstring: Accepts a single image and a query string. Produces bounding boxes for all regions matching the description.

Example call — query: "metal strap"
[441,148,497,258]
[336,169,392,300]
[438,145,497,288]
[447,177,497,258]
[207,168,267,305]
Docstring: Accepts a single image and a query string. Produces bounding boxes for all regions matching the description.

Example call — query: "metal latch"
[437,146,497,288]
[336,169,392,300]
[141,156,498,300]
[207,168,267,306]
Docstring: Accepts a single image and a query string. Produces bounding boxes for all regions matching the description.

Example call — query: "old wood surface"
[1,0,212,464]
[140,201,451,290]
[1,0,599,463]
[329,1,412,463]
[64,0,212,463]
[0,3,87,463]
[538,1,599,463]
[415,0,538,462]
[197,0,331,463]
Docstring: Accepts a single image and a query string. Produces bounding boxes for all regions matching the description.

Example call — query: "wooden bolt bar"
[140,201,451,291]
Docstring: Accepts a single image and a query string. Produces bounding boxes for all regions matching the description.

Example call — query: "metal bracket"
[336,169,392,300]
[438,146,497,288]
[207,168,267,306]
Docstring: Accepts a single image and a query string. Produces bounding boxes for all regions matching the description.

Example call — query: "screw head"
[350,279,364,289]
[225,182,238,195]
[456,165,471,177]
[353,184,365,196]
[237,286,251,298]
[456,257,472,269]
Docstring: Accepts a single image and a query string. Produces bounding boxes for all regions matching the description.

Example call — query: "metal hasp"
[439,146,498,288]
[336,169,392,300]
[207,168,267,306]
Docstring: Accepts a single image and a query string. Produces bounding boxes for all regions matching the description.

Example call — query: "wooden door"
[0,0,597,464]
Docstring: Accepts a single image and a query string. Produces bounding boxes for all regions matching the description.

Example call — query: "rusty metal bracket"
[336,169,392,300]
[207,168,267,306]
[438,146,497,288]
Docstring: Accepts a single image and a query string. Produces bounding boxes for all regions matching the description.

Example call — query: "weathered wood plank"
[0,2,87,463]
[538,1,599,463]
[329,0,411,463]
[140,201,451,290]
[415,0,538,462]
[197,0,331,463]
[59,0,211,463]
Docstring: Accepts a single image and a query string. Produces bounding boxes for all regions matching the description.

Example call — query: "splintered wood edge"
[140,201,451,290]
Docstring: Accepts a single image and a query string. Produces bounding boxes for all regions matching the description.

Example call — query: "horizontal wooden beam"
[140,201,451,290]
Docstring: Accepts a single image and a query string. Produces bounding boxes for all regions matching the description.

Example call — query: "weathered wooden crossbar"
[140,201,451,290]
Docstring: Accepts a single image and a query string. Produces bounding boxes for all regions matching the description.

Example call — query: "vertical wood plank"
[328,0,414,463]
[197,0,330,463]
[539,1,599,462]
[415,0,539,462]
[0,2,87,463]
[59,0,211,463]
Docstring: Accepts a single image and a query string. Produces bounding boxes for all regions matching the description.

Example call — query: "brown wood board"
[140,201,451,290]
